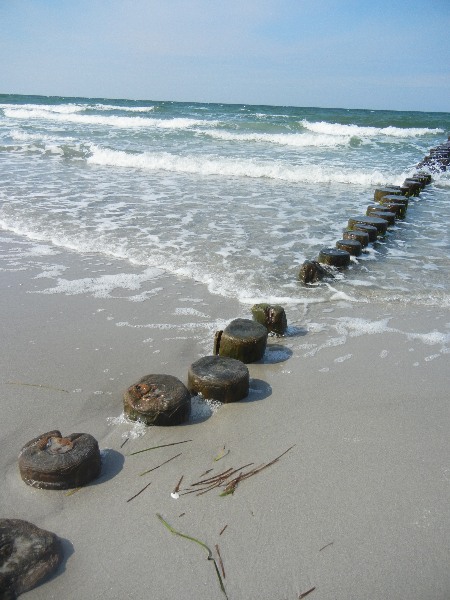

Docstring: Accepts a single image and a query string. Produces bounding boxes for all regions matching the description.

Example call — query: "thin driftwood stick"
[299,586,316,598]
[139,452,182,476]
[129,439,192,456]
[215,544,226,578]
[191,463,254,488]
[127,481,152,503]
[219,524,228,536]
[6,381,69,393]
[219,446,295,496]
[173,475,184,494]
[192,464,255,497]
[319,541,334,552]
[190,467,234,486]
[199,468,213,477]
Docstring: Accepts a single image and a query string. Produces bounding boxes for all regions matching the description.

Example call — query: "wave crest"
[87,145,391,185]
[301,119,443,138]
[3,107,218,130]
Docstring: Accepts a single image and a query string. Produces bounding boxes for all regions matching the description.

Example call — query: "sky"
[1,0,449,112]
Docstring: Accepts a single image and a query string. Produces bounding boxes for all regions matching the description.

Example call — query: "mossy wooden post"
[214,318,268,363]
[413,172,432,185]
[336,239,362,256]
[348,216,388,236]
[348,223,377,242]
[251,303,287,335]
[405,177,426,190]
[378,194,408,210]
[318,247,351,268]
[188,355,249,403]
[298,260,333,284]
[402,179,421,196]
[366,207,396,225]
[376,201,406,219]
[18,431,101,490]
[342,229,369,247]
[123,374,191,425]
[373,187,403,202]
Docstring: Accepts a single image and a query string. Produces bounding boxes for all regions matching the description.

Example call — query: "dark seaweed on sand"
[129,439,192,456]
[180,445,295,497]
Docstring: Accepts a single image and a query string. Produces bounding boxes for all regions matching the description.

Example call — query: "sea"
[1,94,449,309]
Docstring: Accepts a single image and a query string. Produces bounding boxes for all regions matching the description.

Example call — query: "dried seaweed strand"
[215,544,226,578]
[65,487,82,496]
[191,463,254,487]
[157,514,227,598]
[139,452,182,476]
[299,586,316,598]
[180,479,229,497]
[127,481,152,503]
[120,437,129,449]
[6,381,69,393]
[173,475,184,494]
[199,468,213,477]
[219,524,228,536]
[220,472,245,497]
[179,463,253,497]
[190,467,234,486]
[195,480,232,497]
[319,541,334,552]
[129,439,192,456]
[195,463,255,497]
[214,446,230,462]
[219,446,295,496]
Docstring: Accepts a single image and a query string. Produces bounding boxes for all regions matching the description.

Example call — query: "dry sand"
[1,235,450,600]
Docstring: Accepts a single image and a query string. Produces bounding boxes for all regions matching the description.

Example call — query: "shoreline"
[1,232,450,600]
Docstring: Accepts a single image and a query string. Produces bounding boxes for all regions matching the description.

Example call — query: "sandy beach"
[1,232,449,600]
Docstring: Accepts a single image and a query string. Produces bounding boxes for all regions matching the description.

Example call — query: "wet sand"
[1,234,450,600]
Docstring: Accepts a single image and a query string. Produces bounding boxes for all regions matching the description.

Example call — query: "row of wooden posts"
[298,136,450,284]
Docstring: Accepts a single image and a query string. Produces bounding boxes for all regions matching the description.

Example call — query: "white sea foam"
[332,317,450,350]
[89,104,156,112]
[333,317,393,336]
[2,96,449,308]
[35,269,163,298]
[301,119,443,138]
[189,395,222,423]
[3,108,217,130]
[87,145,390,185]
[174,307,209,317]
[0,103,85,114]
[107,413,147,439]
[406,330,450,346]
[201,129,352,147]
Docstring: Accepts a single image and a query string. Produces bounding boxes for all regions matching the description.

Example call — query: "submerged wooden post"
[251,303,287,335]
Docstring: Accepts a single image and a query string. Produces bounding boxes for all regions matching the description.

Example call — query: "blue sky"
[1,0,449,111]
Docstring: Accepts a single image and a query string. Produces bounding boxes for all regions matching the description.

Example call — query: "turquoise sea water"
[1,94,449,307]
